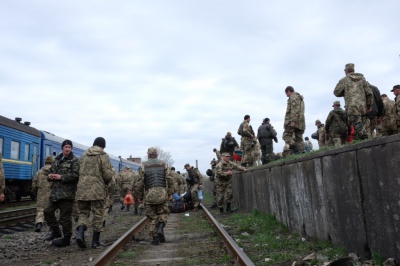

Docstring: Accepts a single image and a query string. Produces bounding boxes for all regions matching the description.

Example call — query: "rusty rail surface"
[201,203,256,266]
[0,207,36,228]
[90,216,149,266]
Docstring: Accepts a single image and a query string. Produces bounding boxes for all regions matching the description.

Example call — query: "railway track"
[91,203,255,266]
[0,207,36,228]
[0,198,35,210]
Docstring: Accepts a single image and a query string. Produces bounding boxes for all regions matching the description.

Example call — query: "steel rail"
[0,207,36,228]
[90,216,149,266]
[201,203,256,266]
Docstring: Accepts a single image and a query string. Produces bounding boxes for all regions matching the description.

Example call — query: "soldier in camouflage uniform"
[216,152,246,214]
[391,85,400,133]
[283,86,306,154]
[102,170,117,226]
[213,148,221,162]
[380,94,397,136]
[315,120,328,148]
[325,101,349,147]
[177,171,186,196]
[75,137,115,249]
[220,132,239,161]
[44,139,79,247]
[32,155,54,232]
[170,167,184,196]
[184,163,203,210]
[208,158,218,208]
[257,118,278,164]
[0,154,5,202]
[133,147,174,245]
[239,115,256,167]
[334,63,373,140]
[118,166,136,211]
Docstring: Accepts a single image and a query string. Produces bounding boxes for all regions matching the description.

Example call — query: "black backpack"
[237,122,244,136]
[366,84,384,119]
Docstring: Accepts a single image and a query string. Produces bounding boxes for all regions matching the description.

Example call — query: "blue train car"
[109,154,141,173]
[0,115,41,201]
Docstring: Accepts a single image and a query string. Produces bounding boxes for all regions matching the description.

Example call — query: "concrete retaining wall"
[232,134,400,261]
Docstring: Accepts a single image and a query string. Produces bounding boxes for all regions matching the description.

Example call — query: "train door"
[32,144,39,176]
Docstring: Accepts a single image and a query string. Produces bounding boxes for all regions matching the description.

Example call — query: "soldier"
[170,167,184,196]
[315,120,328,148]
[304,137,313,152]
[208,158,218,208]
[102,170,117,226]
[283,86,306,154]
[257,118,278,165]
[177,171,186,196]
[44,139,79,247]
[118,166,135,211]
[334,63,373,140]
[325,101,349,147]
[75,137,115,249]
[212,148,221,162]
[215,152,246,214]
[31,155,54,232]
[133,147,174,245]
[131,170,141,215]
[184,163,203,211]
[0,153,5,202]
[380,94,397,136]
[391,85,400,133]
[238,115,256,167]
[220,132,239,161]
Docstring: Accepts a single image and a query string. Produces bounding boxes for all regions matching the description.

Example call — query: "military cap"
[45,155,54,164]
[344,63,354,70]
[332,101,340,107]
[391,85,400,92]
[147,147,157,155]
[226,132,232,136]
[315,119,321,124]
[221,152,230,157]
[184,163,190,169]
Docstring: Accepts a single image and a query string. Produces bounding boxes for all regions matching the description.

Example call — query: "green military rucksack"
[237,122,244,136]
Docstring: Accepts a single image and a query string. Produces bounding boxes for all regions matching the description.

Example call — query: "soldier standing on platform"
[216,153,246,214]
[380,94,398,136]
[75,137,115,249]
[133,147,174,245]
[239,115,256,167]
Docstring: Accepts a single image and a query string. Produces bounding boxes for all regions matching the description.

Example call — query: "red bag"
[346,125,355,143]
[124,192,134,206]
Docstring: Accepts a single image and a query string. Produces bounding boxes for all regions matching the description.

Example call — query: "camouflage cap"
[344,63,354,70]
[391,85,400,92]
[147,147,157,155]
[45,156,54,164]
[184,163,190,169]
[221,152,230,157]
[332,101,340,107]
[315,119,321,124]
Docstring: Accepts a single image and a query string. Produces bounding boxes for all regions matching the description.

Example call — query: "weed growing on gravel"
[221,209,346,265]
[117,251,138,259]
[2,235,12,239]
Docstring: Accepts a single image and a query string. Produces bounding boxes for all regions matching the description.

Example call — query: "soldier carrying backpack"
[325,101,350,147]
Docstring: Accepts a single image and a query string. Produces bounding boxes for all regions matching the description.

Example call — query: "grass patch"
[117,251,137,259]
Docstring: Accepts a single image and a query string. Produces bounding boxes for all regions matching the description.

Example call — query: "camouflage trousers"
[78,200,105,232]
[241,139,254,164]
[283,127,305,152]
[72,200,79,223]
[216,181,232,208]
[44,199,74,237]
[211,182,217,206]
[348,115,368,140]
[145,201,169,237]
[260,144,274,164]
[36,206,60,224]
[365,117,377,139]
[102,193,113,223]
[330,134,347,148]
[190,183,200,208]
[119,185,131,202]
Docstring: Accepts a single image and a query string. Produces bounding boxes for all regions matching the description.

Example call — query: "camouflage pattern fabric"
[103,172,117,222]
[306,140,313,150]
[284,92,305,130]
[317,124,328,147]
[240,120,255,165]
[145,201,169,237]
[48,152,79,202]
[215,160,246,208]
[260,144,274,164]
[334,73,373,116]
[32,163,52,223]
[118,168,136,202]
[325,107,349,147]
[348,115,368,140]
[44,199,74,237]
[380,98,397,135]
[186,168,203,208]
[0,154,5,195]
[396,96,400,133]
[78,200,104,232]
[170,170,184,195]
[283,127,305,152]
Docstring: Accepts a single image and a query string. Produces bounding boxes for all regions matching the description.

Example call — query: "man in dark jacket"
[44,139,80,247]
[325,101,349,147]
[257,118,278,164]
[219,132,239,161]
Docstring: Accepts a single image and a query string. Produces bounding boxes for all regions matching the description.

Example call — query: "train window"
[11,141,20,160]
[24,144,30,161]
[0,138,3,155]
[46,146,51,157]
[33,145,38,163]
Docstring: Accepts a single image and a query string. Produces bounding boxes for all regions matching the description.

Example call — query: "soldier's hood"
[292,92,304,101]
[347,73,364,82]
[86,146,107,156]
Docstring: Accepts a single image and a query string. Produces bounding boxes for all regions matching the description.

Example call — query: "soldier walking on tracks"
[44,139,79,247]
[75,137,115,249]
[133,147,174,245]
[32,155,54,232]
[184,163,203,211]
[216,153,246,214]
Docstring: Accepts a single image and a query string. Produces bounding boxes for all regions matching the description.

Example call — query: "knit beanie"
[45,156,54,164]
[61,139,73,149]
[93,137,106,148]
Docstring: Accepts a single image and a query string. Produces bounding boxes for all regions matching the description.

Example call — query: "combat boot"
[134,208,138,215]
[76,225,87,249]
[290,144,300,154]
[219,207,224,214]
[45,226,62,241]
[226,203,232,213]
[210,203,217,209]
[151,236,159,245]
[35,222,42,232]
[91,232,104,249]
[52,235,71,247]
[126,205,130,211]
[157,222,165,243]
[120,204,125,211]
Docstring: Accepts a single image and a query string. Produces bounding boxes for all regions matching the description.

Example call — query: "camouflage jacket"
[325,108,349,137]
[49,152,79,202]
[216,160,246,184]
[241,120,254,140]
[32,163,52,207]
[118,169,136,190]
[284,92,305,130]
[334,73,373,115]
[395,96,400,124]
[170,170,183,194]
[317,124,328,146]
[186,167,203,186]
[134,158,174,204]
[381,98,397,130]
[306,140,313,150]
[0,155,5,194]
[76,146,115,201]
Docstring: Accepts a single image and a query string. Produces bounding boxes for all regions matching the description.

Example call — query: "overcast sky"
[1,1,399,174]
